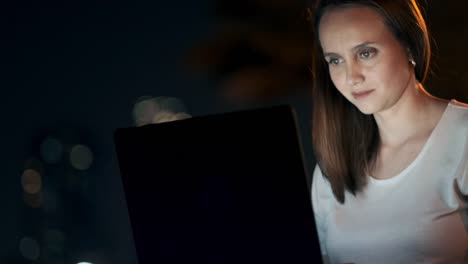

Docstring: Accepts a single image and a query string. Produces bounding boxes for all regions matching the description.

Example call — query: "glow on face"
[318,6,413,114]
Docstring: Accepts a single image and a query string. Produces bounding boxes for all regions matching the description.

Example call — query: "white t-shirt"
[311,100,468,264]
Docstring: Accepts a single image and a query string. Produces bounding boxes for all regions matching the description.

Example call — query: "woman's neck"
[373,83,447,148]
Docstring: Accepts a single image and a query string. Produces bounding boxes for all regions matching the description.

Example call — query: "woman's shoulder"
[446,99,468,126]
[448,99,468,111]
[449,99,468,108]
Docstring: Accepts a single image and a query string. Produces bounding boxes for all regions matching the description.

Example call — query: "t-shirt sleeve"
[311,164,335,259]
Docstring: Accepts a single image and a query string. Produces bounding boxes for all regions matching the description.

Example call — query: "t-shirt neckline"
[368,100,454,185]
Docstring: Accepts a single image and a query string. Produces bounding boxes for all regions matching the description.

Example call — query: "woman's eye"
[328,58,340,65]
[359,49,376,59]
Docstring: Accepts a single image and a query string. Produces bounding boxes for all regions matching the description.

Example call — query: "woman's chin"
[352,102,376,116]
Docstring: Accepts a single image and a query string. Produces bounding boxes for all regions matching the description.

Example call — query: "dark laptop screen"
[114,105,322,263]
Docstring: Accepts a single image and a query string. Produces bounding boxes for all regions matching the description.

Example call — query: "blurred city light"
[40,136,64,164]
[69,144,93,170]
[21,168,42,194]
[133,95,158,126]
[133,96,191,126]
[152,110,192,123]
[19,236,40,261]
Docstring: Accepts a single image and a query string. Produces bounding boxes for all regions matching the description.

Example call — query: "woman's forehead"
[318,6,389,52]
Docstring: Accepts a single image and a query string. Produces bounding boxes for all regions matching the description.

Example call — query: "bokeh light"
[21,169,42,194]
[40,136,63,164]
[151,110,176,123]
[173,112,192,120]
[132,95,159,126]
[152,110,192,124]
[69,145,93,170]
[19,236,40,261]
[133,96,191,126]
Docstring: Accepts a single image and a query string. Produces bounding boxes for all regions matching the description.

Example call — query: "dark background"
[1,0,467,263]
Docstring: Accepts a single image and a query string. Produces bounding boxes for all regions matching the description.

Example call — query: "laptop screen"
[113,105,322,263]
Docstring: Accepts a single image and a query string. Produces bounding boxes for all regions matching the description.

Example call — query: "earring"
[407,48,416,67]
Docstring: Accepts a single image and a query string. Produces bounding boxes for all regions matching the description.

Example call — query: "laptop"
[113,105,323,263]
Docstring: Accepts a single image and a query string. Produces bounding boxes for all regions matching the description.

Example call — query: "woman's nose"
[346,62,365,86]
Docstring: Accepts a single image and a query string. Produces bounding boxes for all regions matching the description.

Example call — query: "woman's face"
[318,6,414,115]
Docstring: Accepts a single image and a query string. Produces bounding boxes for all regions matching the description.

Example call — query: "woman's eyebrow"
[352,41,376,51]
[323,41,377,57]
[323,52,339,57]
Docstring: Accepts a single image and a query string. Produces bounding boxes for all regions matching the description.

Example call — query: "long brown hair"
[311,0,432,203]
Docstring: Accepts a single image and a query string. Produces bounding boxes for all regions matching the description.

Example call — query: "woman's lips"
[352,89,374,100]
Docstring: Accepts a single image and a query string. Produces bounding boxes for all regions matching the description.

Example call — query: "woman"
[310,0,468,263]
